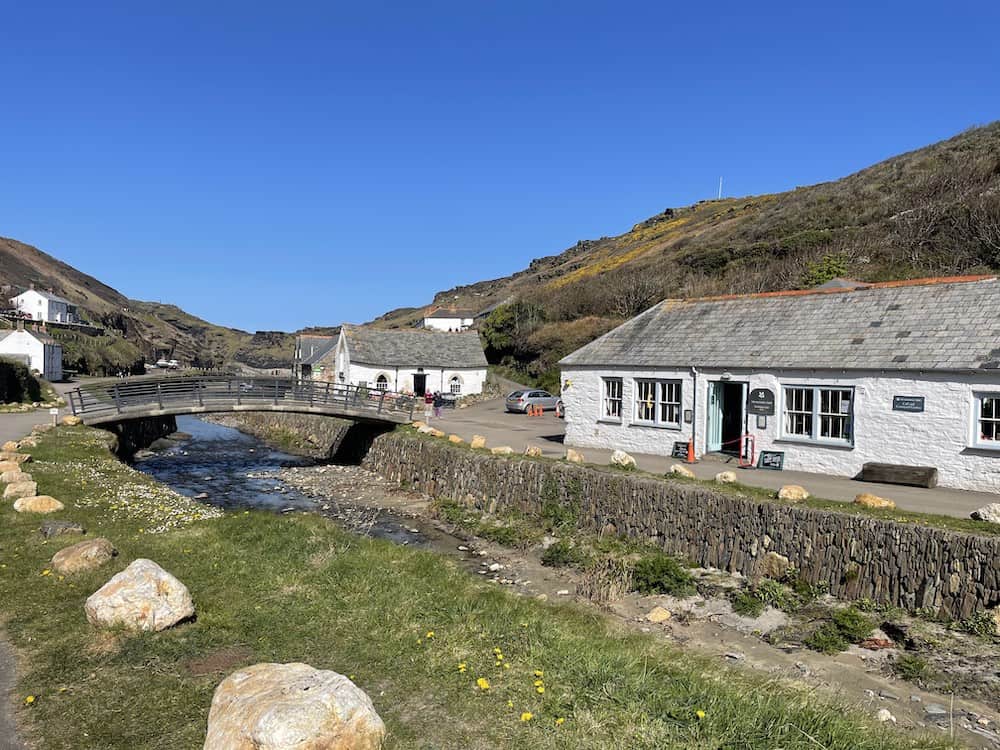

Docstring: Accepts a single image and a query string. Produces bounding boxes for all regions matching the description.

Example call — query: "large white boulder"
[972,503,1000,525]
[85,559,194,632]
[203,663,386,750]
[669,464,695,478]
[610,450,636,469]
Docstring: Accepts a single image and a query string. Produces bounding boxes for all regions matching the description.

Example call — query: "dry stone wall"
[364,432,1000,620]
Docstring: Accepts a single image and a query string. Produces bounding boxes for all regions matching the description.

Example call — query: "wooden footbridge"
[67,376,416,426]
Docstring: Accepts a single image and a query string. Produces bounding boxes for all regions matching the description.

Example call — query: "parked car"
[505,390,562,413]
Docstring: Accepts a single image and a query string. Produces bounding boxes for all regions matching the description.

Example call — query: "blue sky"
[2,1,998,332]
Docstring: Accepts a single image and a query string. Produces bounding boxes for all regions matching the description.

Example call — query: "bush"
[0,359,41,404]
[541,539,590,569]
[831,607,875,642]
[960,610,998,638]
[731,578,796,617]
[630,553,695,596]
[893,654,932,682]
[732,591,765,618]
[806,623,849,654]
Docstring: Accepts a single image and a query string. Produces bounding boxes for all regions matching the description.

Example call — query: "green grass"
[0,427,957,749]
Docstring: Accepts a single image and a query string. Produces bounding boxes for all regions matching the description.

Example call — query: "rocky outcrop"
[203,663,386,750]
[85,559,194,632]
[610,450,636,469]
[4,481,37,501]
[52,538,117,575]
[778,485,809,502]
[854,493,896,510]
[13,495,63,513]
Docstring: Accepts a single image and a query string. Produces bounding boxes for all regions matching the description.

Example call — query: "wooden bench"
[858,462,938,489]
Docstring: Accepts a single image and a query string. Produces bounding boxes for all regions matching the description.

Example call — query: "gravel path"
[0,631,23,750]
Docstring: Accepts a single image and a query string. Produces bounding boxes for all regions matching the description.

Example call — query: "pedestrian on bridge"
[424,390,434,421]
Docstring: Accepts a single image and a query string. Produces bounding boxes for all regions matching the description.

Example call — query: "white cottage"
[10,289,78,323]
[422,306,476,332]
[0,328,63,381]
[559,275,1000,493]
[296,324,487,396]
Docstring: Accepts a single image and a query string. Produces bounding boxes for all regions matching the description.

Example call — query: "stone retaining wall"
[207,412,352,459]
[363,432,1000,620]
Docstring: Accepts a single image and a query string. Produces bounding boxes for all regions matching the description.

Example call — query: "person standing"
[433,390,443,418]
[424,389,434,421]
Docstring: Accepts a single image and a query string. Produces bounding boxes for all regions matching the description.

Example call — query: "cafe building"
[559,275,1000,493]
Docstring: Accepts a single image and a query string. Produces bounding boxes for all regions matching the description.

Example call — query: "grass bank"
[0,426,954,749]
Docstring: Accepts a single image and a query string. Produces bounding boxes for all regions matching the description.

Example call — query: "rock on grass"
[85,559,194,632]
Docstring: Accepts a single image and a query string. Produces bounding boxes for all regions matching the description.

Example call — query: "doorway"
[413,373,427,396]
[706,381,746,454]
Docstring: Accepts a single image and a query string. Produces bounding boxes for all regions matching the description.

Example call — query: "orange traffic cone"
[686,440,695,464]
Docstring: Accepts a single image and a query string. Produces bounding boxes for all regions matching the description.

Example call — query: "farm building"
[295,325,487,396]
[559,275,1000,493]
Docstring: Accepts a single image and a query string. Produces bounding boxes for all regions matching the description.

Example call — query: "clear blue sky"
[2,1,997,332]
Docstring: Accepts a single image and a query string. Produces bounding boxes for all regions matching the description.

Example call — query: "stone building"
[559,275,1000,492]
[295,325,487,397]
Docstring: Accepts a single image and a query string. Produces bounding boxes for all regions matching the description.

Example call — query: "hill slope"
[0,237,294,371]
[374,122,1000,389]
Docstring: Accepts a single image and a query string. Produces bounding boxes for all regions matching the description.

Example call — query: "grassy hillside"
[0,237,296,371]
[376,122,1000,388]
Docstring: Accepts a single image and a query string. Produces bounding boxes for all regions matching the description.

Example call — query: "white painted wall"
[348,363,485,395]
[0,330,62,381]
[561,365,1000,493]
[423,316,473,332]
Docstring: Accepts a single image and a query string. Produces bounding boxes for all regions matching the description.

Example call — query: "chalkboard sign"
[747,387,776,416]
[758,450,785,471]
[672,441,690,459]
[892,395,925,413]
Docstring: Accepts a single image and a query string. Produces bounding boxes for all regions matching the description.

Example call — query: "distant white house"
[0,327,63,381]
[295,324,487,396]
[422,306,476,332]
[10,289,78,324]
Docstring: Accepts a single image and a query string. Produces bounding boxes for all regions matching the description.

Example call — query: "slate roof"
[343,324,487,368]
[0,328,58,345]
[559,276,1000,372]
[297,335,336,366]
[425,306,478,319]
[13,289,74,305]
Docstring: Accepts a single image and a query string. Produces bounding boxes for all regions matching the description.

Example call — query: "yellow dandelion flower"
[24,696,35,705]
[533,679,544,687]
[506,700,514,708]
[40,569,51,577]
[425,631,435,639]
[348,675,355,680]
[533,669,543,677]
[476,677,490,690]
[458,663,467,673]
[503,663,510,670]
[696,710,706,720]
[520,712,533,722]
[536,686,545,694]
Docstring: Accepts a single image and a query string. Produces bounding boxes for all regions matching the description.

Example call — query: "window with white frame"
[634,379,682,428]
[375,375,389,391]
[449,375,462,394]
[602,377,622,420]
[782,386,853,444]
[976,393,1000,444]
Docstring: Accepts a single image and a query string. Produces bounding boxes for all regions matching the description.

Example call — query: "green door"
[707,382,724,452]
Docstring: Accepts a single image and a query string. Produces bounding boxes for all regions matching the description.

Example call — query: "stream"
[134,415,441,547]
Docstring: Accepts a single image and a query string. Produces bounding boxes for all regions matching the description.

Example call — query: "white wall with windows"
[562,365,1000,493]
[347,363,486,396]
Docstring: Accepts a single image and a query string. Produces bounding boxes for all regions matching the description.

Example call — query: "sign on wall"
[892,395,925,413]
[758,450,785,470]
[747,388,776,416]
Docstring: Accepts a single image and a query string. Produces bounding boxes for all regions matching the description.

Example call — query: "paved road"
[432,399,994,519]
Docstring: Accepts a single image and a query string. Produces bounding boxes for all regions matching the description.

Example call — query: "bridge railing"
[67,376,417,423]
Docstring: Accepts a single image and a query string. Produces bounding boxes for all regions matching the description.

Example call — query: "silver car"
[505,389,562,413]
